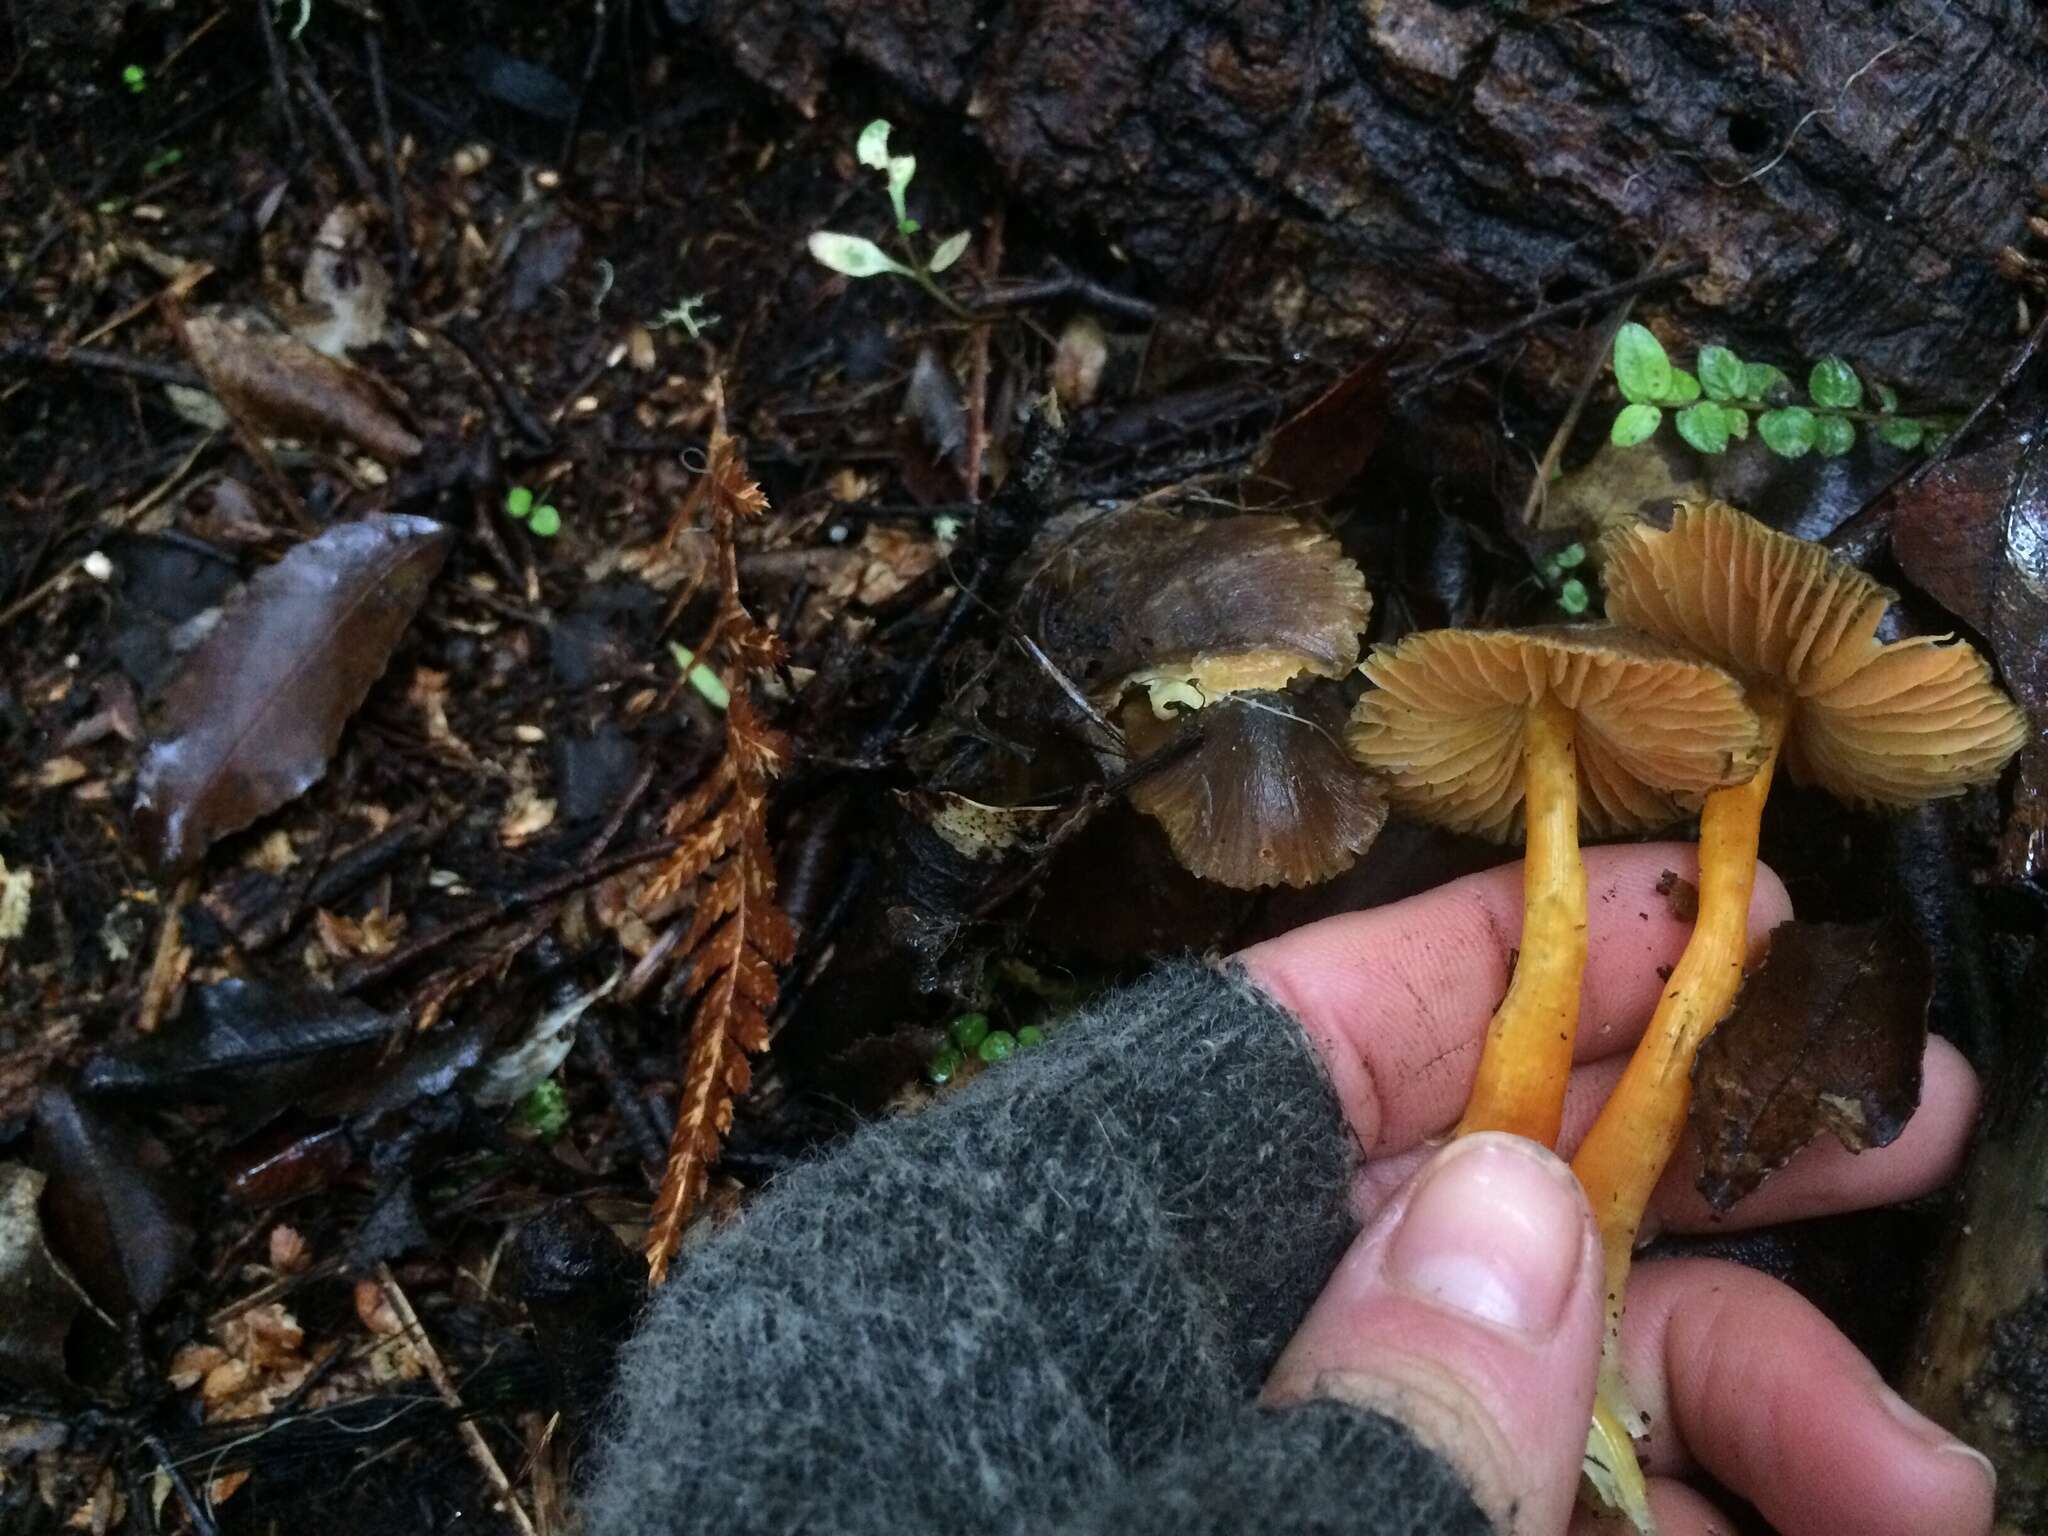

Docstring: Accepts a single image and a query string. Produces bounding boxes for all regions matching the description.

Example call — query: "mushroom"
[1348,625,1764,1146]
[1023,505,1382,888]
[1569,498,2028,1508]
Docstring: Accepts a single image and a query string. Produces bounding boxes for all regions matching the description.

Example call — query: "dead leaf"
[1691,916,1931,1212]
[132,514,454,875]
[0,1164,87,1399]
[33,1088,195,1316]
[1053,314,1109,407]
[1888,428,2048,881]
[1241,357,1390,511]
[181,312,422,462]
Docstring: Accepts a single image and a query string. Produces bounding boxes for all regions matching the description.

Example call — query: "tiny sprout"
[1016,1025,1046,1049]
[807,119,972,315]
[142,147,184,177]
[503,485,561,538]
[668,642,732,712]
[1553,543,1585,571]
[976,1030,1018,1064]
[949,1012,991,1051]
[927,1046,963,1085]
[122,64,148,94]
[652,293,718,338]
[1558,578,1590,616]
[518,1079,570,1140]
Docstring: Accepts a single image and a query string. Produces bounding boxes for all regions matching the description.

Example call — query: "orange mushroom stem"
[1457,689,1587,1144]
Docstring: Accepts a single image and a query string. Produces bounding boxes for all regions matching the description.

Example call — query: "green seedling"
[504,485,562,539]
[652,293,718,338]
[518,1079,570,1140]
[1541,542,1589,617]
[668,643,732,711]
[1609,324,1941,459]
[122,64,148,94]
[949,1012,991,1052]
[808,119,973,314]
[142,147,184,177]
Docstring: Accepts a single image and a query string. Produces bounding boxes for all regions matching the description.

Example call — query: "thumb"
[1263,1133,1604,1536]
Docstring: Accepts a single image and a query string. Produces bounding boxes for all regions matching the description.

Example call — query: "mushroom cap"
[1601,499,2028,808]
[1123,686,1387,888]
[1347,624,1764,842]
[1024,506,1370,700]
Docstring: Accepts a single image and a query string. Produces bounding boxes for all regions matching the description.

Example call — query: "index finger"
[1239,843,1792,1154]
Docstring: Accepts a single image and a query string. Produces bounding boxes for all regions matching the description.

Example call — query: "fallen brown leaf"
[1691,915,1931,1212]
[182,311,421,462]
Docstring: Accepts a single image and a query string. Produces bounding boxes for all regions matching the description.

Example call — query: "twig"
[965,266,1157,324]
[136,874,198,1035]
[0,338,201,390]
[560,0,609,173]
[436,326,557,451]
[1392,258,1707,396]
[374,1264,539,1536]
[138,1428,221,1536]
[335,838,679,991]
[364,29,413,311]
[295,63,383,209]
[962,209,1002,502]
[1520,293,1645,525]
[254,0,301,152]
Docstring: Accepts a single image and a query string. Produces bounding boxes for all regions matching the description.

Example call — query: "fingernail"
[1879,1386,1998,1492]
[1382,1134,1587,1335]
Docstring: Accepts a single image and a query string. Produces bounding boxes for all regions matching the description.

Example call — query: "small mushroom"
[1569,499,2028,1508]
[1025,505,1381,888]
[1349,625,1763,1147]
[1120,686,1387,889]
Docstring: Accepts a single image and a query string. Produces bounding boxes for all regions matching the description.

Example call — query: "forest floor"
[3,5,2045,1535]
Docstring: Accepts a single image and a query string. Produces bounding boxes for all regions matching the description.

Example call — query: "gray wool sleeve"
[583,958,1490,1536]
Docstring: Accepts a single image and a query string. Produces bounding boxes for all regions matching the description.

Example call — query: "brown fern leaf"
[640,396,798,1284]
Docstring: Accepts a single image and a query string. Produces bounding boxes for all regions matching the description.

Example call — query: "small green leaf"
[927,1046,962,1085]
[1553,542,1586,571]
[1558,579,1590,616]
[1873,381,1900,414]
[504,486,534,519]
[1808,356,1863,410]
[527,504,561,538]
[807,231,913,279]
[1016,1025,1046,1049]
[949,1012,990,1051]
[1878,417,1926,450]
[668,642,732,711]
[977,1030,1018,1064]
[1613,323,1672,404]
[1741,362,1788,401]
[1663,368,1702,405]
[928,230,971,274]
[1675,401,1731,454]
[1698,346,1745,401]
[1814,415,1856,457]
[1758,406,1819,458]
[886,154,917,233]
[122,64,148,93]
[518,1079,570,1140]
[856,119,893,170]
[1610,403,1662,447]
[1724,404,1751,440]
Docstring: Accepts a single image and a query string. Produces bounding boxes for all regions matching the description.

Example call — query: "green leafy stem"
[1609,323,1945,460]
[808,120,973,317]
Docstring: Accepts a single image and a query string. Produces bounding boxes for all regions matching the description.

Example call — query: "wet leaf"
[1691,916,1931,1212]
[0,1164,87,1399]
[1889,429,2048,881]
[80,979,400,1110]
[33,1088,194,1316]
[181,312,421,462]
[133,514,454,875]
[1242,357,1390,510]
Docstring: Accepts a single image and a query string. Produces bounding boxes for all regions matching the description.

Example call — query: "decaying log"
[680,0,2048,402]
[1905,931,2048,1535]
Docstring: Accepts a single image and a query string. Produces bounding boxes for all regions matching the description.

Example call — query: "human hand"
[1238,844,1996,1536]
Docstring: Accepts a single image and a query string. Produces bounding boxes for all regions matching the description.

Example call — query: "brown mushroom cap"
[1347,625,1763,842]
[1024,506,1371,700]
[1601,500,2029,807]
[1123,686,1387,888]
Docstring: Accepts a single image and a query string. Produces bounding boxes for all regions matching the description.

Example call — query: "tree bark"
[683,0,2048,402]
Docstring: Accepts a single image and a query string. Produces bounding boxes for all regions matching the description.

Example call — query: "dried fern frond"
[639,390,796,1285]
